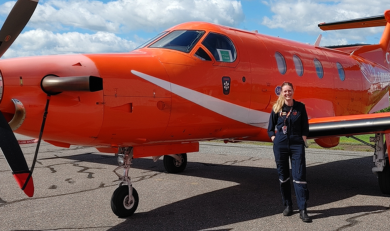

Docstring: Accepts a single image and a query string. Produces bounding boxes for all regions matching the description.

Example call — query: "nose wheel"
[111,185,139,218]
[111,147,139,217]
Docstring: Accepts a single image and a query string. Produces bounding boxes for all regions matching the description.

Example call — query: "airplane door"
[237,32,272,111]
[199,30,252,109]
[159,30,253,140]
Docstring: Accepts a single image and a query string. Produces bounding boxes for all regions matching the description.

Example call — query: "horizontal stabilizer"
[0,111,34,197]
[319,15,388,31]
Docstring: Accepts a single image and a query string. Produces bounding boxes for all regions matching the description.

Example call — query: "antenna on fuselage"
[314,34,322,47]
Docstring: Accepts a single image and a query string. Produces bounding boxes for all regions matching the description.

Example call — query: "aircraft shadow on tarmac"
[63,153,390,231]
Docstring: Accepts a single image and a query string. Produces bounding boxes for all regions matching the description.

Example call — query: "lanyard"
[280,106,293,126]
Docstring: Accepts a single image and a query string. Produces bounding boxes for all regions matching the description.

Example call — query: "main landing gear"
[350,133,390,195]
[370,134,390,194]
[163,153,187,173]
[111,149,188,217]
[152,153,188,173]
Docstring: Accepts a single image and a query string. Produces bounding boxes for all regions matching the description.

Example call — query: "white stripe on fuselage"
[131,70,270,128]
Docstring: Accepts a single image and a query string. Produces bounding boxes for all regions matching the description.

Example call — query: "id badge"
[282,126,287,134]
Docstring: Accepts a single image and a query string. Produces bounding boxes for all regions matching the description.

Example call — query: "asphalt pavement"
[0,136,389,231]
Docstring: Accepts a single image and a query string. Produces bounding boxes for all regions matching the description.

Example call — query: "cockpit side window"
[149,30,205,53]
[194,47,212,61]
[201,33,237,62]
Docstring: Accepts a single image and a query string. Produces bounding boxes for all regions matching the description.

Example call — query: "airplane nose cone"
[0,54,102,125]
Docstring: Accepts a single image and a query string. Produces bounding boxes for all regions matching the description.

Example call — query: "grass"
[210,134,377,152]
[339,134,372,144]
[306,134,375,152]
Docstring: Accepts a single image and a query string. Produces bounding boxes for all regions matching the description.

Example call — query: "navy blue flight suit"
[267,100,310,210]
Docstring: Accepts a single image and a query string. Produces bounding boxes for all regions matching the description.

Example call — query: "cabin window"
[336,62,345,81]
[293,55,304,76]
[135,31,168,49]
[275,52,286,75]
[202,33,237,62]
[149,30,205,53]
[314,58,324,79]
[194,47,212,61]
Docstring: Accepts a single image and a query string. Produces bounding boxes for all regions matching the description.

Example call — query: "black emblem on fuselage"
[222,76,231,95]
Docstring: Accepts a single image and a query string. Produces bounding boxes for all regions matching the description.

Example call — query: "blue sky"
[0,0,389,58]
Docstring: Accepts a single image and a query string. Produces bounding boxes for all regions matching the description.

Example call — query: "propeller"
[0,0,39,197]
[0,0,39,58]
[0,112,34,196]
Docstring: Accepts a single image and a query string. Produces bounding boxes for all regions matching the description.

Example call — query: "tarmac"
[0,135,389,231]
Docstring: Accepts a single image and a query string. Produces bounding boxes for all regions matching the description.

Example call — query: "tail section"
[380,10,390,53]
[318,10,390,66]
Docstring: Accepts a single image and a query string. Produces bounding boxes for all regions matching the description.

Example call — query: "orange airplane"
[1,0,390,217]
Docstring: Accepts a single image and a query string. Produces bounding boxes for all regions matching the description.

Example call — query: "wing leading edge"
[308,112,390,138]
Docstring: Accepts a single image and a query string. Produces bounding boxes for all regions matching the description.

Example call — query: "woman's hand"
[271,136,275,142]
[302,136,308,148]
[302,136,307,142]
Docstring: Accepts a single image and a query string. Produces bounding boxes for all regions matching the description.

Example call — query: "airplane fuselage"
[0,22,389,150]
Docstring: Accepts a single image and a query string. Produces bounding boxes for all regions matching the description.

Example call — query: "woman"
[267,82,311,222]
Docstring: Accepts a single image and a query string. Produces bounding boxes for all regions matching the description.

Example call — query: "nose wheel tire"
[111,185,139,218]
[378,158,390,195]
[163,153,187,173]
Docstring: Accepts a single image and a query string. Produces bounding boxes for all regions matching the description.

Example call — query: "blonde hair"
[272,82,294,113]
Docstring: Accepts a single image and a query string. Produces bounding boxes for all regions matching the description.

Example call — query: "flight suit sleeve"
[268,110,277,138]
[301,104,309,137]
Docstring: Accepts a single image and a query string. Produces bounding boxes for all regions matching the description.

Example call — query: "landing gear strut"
[111,147,139,217]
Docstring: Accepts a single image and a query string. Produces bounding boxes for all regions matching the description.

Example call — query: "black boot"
[299,209,312,222]
[283,205,293,216]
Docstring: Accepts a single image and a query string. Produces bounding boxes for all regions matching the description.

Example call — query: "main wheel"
[378,158,390,195]
[111,185,139,218]
[163,153,187,173]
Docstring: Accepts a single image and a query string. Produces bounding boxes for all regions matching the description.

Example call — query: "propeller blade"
[0,111,34,197]
[0,0,39,58]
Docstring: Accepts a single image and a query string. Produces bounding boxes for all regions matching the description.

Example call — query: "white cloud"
[0,0,244,58]
[262,0,390,45]
[3,29,137,58]
[1,0,245,33]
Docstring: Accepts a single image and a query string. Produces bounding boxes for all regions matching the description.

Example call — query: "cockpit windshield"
[149,30,205,53]
[135,31,168,50]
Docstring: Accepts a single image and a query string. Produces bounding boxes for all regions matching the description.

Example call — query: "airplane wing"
[308,112,390,138]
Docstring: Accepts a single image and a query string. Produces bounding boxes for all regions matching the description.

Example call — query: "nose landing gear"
[111,147,139,217]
